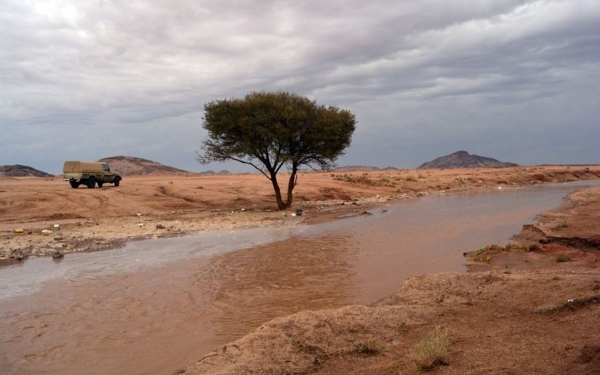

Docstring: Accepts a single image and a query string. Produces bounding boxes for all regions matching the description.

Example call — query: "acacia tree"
[197,91,357,210]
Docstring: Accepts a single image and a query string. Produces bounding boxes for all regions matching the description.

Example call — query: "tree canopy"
[197,91,357,209]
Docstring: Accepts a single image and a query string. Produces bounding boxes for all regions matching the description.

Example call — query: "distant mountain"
[0,165,53,177]
[98,156,195,176]
[417,151,518,169]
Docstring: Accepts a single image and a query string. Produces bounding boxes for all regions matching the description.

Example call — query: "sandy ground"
[1,166,600,374]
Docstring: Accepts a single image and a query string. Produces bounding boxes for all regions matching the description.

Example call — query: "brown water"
[0,182,597,375]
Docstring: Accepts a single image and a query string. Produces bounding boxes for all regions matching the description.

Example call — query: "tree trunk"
[285,165,298,209]
[270,172,287,210]
[269,169,298,210]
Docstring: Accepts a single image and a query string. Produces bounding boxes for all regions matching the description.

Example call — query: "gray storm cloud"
[1,0,598,173]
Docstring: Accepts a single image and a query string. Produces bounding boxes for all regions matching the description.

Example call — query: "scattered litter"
[295,209,303,216]
[53,224,60,229]
[136,213,142,216]
[138,223,145,227]
[14,228,24,233]
[41,229,53,235]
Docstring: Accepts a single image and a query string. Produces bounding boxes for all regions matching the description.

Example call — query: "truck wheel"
[87,177,96,189]
[70,181,80,189]
[114,176,121,187]
[97,181,104,188]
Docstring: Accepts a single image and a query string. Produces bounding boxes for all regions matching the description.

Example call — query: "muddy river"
[0,182,597,375]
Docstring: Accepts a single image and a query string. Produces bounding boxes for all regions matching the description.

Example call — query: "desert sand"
[1,165,599,374]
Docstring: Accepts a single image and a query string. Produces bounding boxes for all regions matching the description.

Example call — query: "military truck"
[63,161,122,189]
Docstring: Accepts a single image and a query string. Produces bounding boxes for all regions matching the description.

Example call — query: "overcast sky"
[1,0,599,174]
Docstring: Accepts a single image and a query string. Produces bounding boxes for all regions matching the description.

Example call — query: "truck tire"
[70,181,80,189]
[97,181,104,188]
[87,177,96,189]
[114,176,121,187]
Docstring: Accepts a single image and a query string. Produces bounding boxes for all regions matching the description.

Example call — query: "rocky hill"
[0,165,53,177]
[418,151,518,169]
[98,156,195,176]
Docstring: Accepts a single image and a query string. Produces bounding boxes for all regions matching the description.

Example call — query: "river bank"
[181,185,600,375]
[2,165,599,265]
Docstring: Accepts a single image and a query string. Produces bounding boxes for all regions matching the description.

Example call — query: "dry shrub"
[355,339,383,356]
[401,327,450,374]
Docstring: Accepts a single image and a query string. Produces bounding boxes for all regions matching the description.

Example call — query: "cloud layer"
[1,0,599,173]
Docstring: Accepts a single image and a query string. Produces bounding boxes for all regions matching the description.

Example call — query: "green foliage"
[197,91,356,209]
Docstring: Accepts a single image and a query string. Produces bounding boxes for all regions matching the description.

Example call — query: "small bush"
[405,175,417,182]
[555,253,571,263]
[355,340,382,356]
[553,222,569,230]
[405,327,451,372]
[536,305,557,314]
